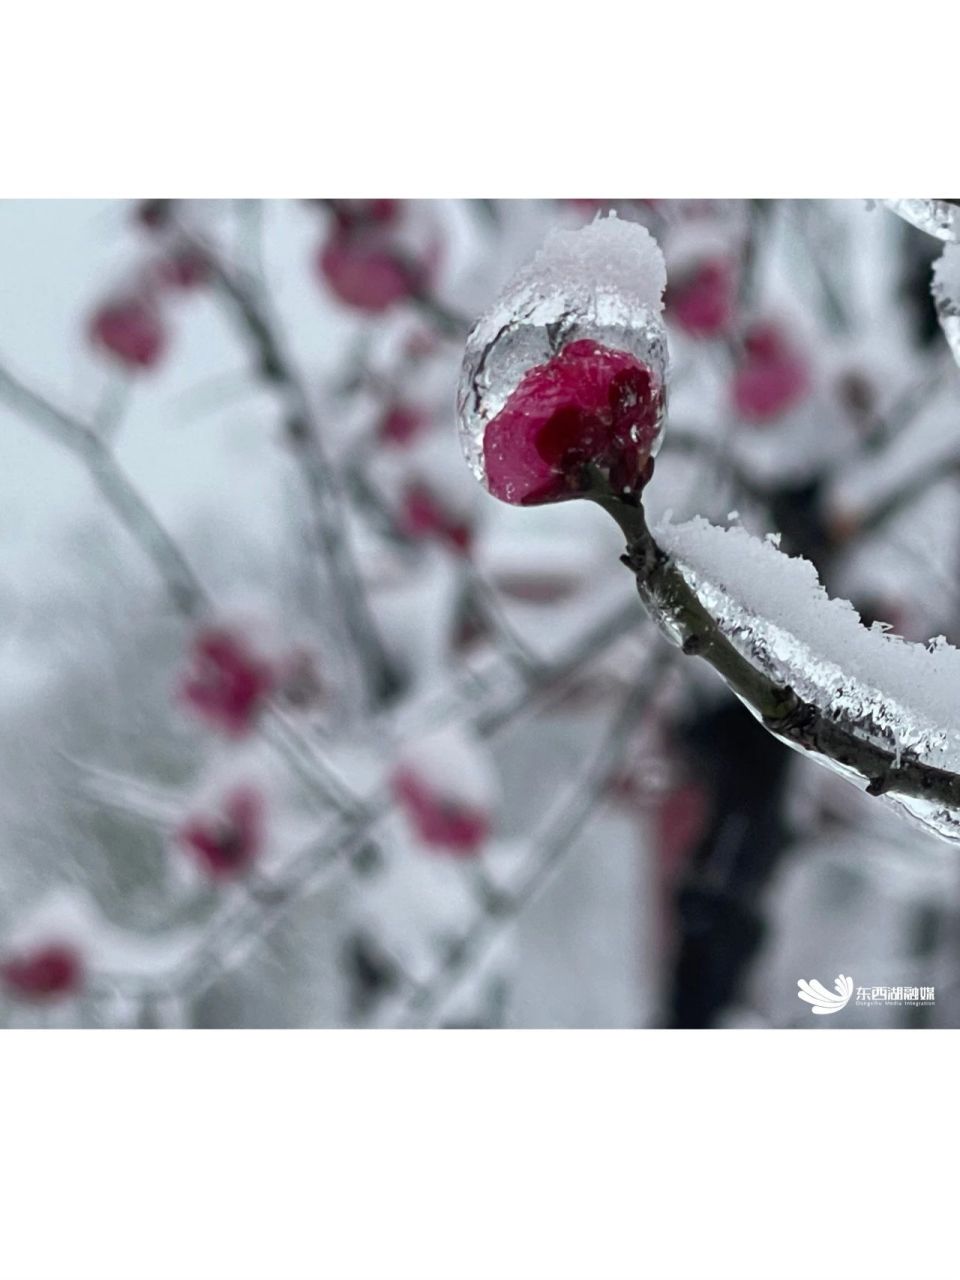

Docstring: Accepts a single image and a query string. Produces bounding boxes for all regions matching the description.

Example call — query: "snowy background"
[1,198,958,1028]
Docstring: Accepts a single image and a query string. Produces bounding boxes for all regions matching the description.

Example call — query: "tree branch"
[0,360,207,617]
[0,355,364,819]
[393,644,675,1027]
[88,597,653,1004]
[596,495,960,814]
[193,240,401,707]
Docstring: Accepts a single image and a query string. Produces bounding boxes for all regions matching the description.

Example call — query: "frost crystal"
[883,199,960,242]
[931,244,960,368]
[457,215,668,499]
[655,516,960,843]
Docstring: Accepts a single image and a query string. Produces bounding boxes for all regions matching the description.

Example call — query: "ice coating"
[884,199,960,243]
[931,244,960,368]
[457,214,668,494]
[655,515,960,843]
[482,339,661,505]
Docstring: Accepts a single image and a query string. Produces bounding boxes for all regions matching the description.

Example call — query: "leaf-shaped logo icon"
[797,974,853,1016]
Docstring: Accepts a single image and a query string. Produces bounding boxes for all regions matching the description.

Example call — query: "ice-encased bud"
[457,214,668,506]
[932,244,960,368]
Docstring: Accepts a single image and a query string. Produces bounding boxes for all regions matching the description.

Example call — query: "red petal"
[483,339,659,505]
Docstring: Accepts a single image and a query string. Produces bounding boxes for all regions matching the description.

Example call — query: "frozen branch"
[597,496,960,819]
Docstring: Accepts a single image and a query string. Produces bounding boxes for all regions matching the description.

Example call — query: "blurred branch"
[862,358,949,453]
[794,201,851,332]
[89,597,654,1004]
[475,598,646,736]
[0,359,207,617]
[258,706,365,820]
[842,456,960,541]
[410,291,471,339]
[93,373,133,441]
[462,567,547,674]
[0,356,366,823]
[394,644,675,1027]
[340,437,547,676]
[234,198,266,282]
[190,234,401,708]
[738,198,771,311]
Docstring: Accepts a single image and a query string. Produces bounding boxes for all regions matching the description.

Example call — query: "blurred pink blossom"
[392,766,491,857]
[178,785,265,879]
[179,628,275,737]
[1,943,84,1001]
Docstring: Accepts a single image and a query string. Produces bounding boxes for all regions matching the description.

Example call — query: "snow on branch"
[604,500,960,844]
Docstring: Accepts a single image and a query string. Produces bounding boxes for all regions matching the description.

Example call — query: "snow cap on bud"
[457,214,668,506]
[391,725,498,857]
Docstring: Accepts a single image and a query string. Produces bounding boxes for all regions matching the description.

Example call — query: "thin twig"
[89,598,653,1003]
[0,360,207,617]
[863,358,950,453]
[393,643,675,1027]
[847,456,960,539]
[462,566,547,676]
[0,355,363,820]
[475,599,646,736]
[795,200,851,332]
[191,237,401,707]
